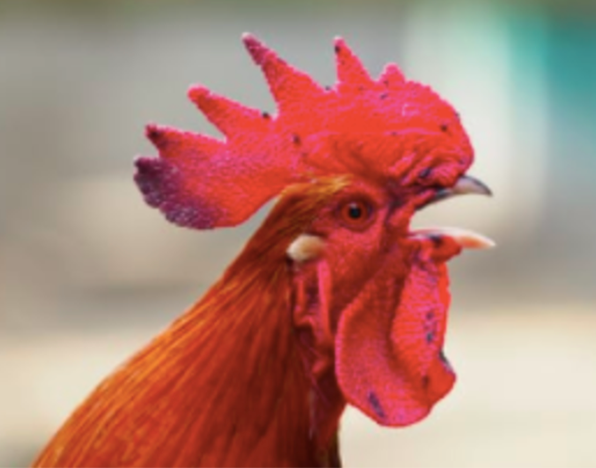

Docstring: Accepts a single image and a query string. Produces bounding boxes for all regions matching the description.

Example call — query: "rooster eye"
[338,199,373,230]
[347,203,363,219]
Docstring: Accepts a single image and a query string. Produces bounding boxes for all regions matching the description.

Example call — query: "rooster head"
[135,34,493,428]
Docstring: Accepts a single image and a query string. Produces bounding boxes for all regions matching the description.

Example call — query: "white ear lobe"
[286,234,326,263]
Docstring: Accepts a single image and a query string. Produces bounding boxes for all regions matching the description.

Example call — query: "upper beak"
[426,175,492,207]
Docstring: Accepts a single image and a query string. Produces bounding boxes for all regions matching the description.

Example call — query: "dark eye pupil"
[347,203,363,219]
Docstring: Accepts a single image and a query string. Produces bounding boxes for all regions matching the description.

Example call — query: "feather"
[33,179,351,467]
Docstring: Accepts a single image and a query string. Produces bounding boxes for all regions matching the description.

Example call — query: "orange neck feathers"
[33,179,349,468]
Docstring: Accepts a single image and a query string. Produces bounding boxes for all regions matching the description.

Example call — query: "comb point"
[333,36,345,49]
[145,123,166,146]
[242,32,269,66]
[378,63,406,87]
[334,37,373,86]
[187,85,210,104]
[242,33,325,112]
[188,85,264,136]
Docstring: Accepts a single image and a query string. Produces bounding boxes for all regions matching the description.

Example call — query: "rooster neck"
[33,248,341,468]
[33,184,350,468]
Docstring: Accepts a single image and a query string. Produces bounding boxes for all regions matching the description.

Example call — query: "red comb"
[135,33,473,229]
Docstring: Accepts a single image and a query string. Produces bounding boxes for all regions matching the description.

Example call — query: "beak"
[412,226,496,249]
[412,174,495,250]
[427,175,492,206]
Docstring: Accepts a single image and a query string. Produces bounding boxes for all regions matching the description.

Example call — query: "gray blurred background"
[1,0,595,466]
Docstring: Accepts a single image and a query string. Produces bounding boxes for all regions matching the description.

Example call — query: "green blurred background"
[1,0,595,466]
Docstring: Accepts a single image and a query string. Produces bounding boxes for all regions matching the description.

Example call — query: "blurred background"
[1,0,595,466]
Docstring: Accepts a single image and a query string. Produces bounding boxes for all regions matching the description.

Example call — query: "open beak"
[413,174,495,250]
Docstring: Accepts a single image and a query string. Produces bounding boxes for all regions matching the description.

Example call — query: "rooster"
[32,34,493,467]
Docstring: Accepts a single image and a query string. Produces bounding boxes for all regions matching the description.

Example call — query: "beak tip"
[454,174,493,197]
[449,229,496,250]
[475,236,497,250]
